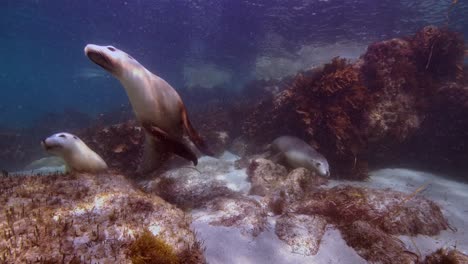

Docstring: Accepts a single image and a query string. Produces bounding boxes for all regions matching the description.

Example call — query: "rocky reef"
[239,26,466,179]
[0,172,205,263]
[140,155,465,263]
[1,151,467,263]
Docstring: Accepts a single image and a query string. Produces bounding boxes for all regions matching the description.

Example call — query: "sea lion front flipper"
[143,124,198,166]
[180,103,214,156]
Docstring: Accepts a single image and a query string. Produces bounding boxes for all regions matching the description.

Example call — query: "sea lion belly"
[121,72,183,137]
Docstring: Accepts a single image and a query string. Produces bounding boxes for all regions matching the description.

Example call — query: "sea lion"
[84,44,212,173]
[24,156,65,171]
[41,132,108,173]
[269,136,330,177]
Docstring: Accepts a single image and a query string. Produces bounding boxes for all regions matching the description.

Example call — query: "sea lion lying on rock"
[269,136,330,177]
[41,132,108,173]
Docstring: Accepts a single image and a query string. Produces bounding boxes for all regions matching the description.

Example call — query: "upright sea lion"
[84,44,212,173]
[269,136,330,177]
[41,132,108,173]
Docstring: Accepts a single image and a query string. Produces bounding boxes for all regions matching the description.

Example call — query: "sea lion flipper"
[270,152,284,163]
[180,104,214,156]
[143,124,198,166]
[138,134,170,174]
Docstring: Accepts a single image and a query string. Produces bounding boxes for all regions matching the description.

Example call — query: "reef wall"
[240,26,465,179]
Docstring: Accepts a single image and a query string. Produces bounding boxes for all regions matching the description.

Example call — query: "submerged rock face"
[79,120,145,174]
[247,159,327,197]
[424,248,468,264]
[291,186,449,236]
[275,214,327,256]
[143,156,246,209]
[247,159,328,215]
[0,172,204,263]
[247,158,288,196]
[236,157,450,261]
[341,221,418,264]
[239,26,465,180]
[199,196,268,237]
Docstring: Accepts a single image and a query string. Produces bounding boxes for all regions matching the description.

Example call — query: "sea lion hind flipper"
[267,152,284,163]
[138,135,170,174]
[180,104,214,156]
[143,124,198,166]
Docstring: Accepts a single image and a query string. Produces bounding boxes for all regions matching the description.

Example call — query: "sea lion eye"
[107,46,116,52]
[59,134,66,138]
[316,162,321,167]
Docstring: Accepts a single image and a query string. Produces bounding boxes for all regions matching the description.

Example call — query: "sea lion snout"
[84,44,116,74]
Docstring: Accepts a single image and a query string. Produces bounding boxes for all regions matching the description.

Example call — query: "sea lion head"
[308,157,330,177]
[41,132,108,173]
[41,132,80,156]
[285,150,330,177]
[84,44,140,78]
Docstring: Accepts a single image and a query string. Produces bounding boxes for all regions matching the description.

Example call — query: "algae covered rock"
[341,221,418,264]
[196,196,268,237]
[291,186,448,236]
[247,158,328,215]
[424,248,468,264]
[0,172,204,263]
[247,158,288,196]
[275,213,327,256]
[143,155,246,209]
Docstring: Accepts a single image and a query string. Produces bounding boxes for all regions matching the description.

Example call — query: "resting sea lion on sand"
[269,136,330,177]
[84,44,212,173]
[41,132,108,173]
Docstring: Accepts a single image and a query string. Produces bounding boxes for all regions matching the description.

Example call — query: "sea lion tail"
[180,104,214,156]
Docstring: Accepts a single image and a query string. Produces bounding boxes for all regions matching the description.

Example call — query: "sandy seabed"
[191,154,468,264]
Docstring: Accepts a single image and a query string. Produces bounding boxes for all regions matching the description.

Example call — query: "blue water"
[0,0,466,128]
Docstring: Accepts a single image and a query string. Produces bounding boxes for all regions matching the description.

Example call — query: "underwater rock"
[247,158,288,196]
[143,155,246,209]
[340,221,418,264]
[265,168,328,215]
[242,58,370,179]
[229,136,250,157]
[412,26,465,82]
[79,120,145,174]
[424,248,468,264]
[275,213,327,256]
[195,196,268,237]
[376,82,468,177]
[247,158,328,215]
[366,93,422,143]
[291,186,448,236]
[240,26,466,179]
[0,172,204,263]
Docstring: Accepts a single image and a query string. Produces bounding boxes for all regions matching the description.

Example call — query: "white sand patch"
[192,217,366,264]
[209,152,250,193]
